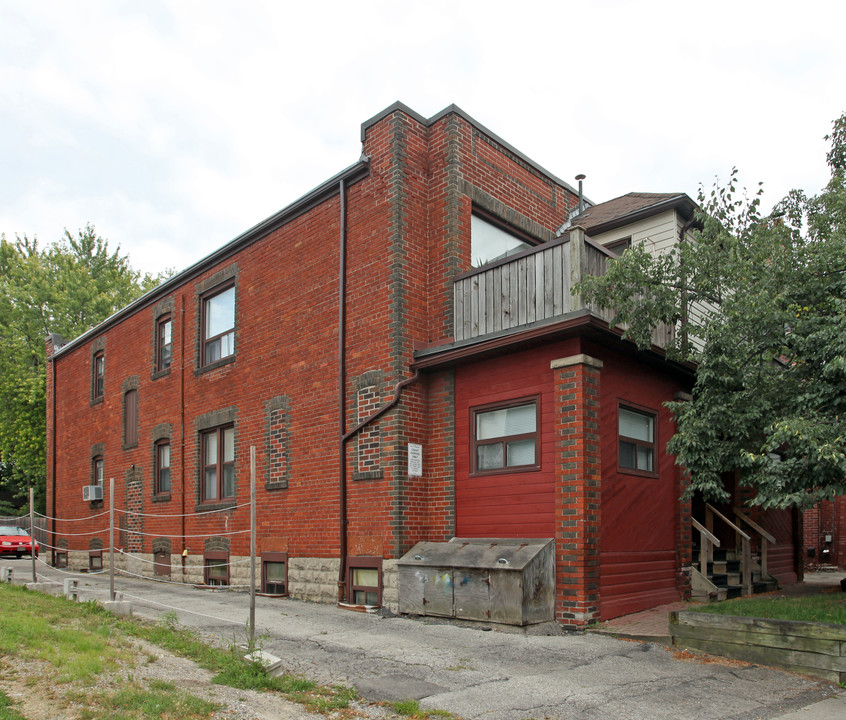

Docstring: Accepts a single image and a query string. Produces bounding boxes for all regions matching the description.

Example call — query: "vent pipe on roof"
[576,174,586,215]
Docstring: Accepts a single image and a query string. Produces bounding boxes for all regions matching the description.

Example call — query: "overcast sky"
[2,1,844,277]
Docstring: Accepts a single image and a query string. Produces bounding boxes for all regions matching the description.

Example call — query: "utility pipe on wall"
[335,176,421,604]
[337,178,348,602]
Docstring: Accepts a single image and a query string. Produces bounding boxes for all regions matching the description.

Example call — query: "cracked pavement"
[11,561,843,720]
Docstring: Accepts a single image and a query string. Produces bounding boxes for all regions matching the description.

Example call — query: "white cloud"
[2,0,845,275]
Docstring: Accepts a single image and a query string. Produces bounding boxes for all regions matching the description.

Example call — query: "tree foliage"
[0,225,167,513]
[578,114,846,509]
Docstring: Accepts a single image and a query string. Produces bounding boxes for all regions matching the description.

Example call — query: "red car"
[0,526,39,558]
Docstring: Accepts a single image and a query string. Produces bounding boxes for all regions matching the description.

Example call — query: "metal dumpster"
[397,537,554,625]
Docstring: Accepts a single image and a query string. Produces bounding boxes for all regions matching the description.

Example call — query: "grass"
[390,699,455,719]
[73,682,220,720]
[0,691,28,720]
[0,583,357,717]
[688,592,846,625]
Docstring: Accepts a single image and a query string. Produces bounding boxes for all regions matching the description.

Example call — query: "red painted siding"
[453,340,579,538]
[591,344,687,619]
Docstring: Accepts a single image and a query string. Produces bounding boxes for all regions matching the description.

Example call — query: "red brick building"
[45,103,800,627]
[804,498,846,568]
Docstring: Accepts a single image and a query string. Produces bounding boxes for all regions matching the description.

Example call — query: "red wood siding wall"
[453,341,579,538]
[591,345,687,620]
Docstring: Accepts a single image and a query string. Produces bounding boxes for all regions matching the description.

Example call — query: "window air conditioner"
[83,485,103,502]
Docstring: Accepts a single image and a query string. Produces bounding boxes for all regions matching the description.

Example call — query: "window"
[606,237,632,255]
[261,552,288,595]
[155,440,171,494]
[201,284,235,365]
[92,351,105,401]
[89,551,103,571]
[472,399,538,474]
[154,550,171,577]
[156,314,172,372]
[201,425,235,501]
[346,557,381,606]
[204,552,229,586]
[618,405,656,474]
[92,456,104,487]
[470,214,532,268]
[124,389,138,447]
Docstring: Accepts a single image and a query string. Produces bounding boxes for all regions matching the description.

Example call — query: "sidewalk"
[593,569,846,643]
[591,570,846,720]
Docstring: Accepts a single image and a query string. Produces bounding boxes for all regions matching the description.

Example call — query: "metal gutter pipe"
[336,171,420,602]
[337,178,348,602]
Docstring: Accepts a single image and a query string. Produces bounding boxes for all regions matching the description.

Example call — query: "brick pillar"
[551,354,602,628]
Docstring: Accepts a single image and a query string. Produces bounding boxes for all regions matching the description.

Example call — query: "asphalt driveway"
[6,559,844,720]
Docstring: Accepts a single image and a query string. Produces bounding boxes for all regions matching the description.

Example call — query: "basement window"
[346,557,381,606]
[204,552,229,586]
[89,551,103,571]
[261,552,288,596]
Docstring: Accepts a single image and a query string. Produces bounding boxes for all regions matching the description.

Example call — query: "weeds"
[391,699,455,719]
[79,680,219,719]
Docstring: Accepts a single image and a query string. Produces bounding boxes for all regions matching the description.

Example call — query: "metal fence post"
[30,487,36,583]
[249,446,256,649]
[109,477,115,601]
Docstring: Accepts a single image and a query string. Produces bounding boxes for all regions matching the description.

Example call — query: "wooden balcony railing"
[453,226,674,347]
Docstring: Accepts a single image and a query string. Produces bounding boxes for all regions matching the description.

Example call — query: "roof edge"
[53,158,370,360]
[584,194,698,236]
[361,102,588,202]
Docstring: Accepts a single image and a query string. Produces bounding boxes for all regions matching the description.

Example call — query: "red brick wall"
[804,498,846,568]
[551,354,603,627]
[47,105,580,583]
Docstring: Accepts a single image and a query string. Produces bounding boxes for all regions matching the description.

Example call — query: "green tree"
[0,225,168,513]
[578,114,846,509]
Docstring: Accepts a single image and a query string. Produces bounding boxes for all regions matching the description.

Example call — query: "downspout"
[180,296,187,576]
[336,171,421,604]
[342,370,421,444]
[337,367,421,605]
[337,178,348,602]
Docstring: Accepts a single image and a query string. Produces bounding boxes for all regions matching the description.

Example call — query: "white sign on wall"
[408,443,423,477]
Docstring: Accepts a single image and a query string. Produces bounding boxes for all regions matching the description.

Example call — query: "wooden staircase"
[691,547,778,601]
[690,504,779,602]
